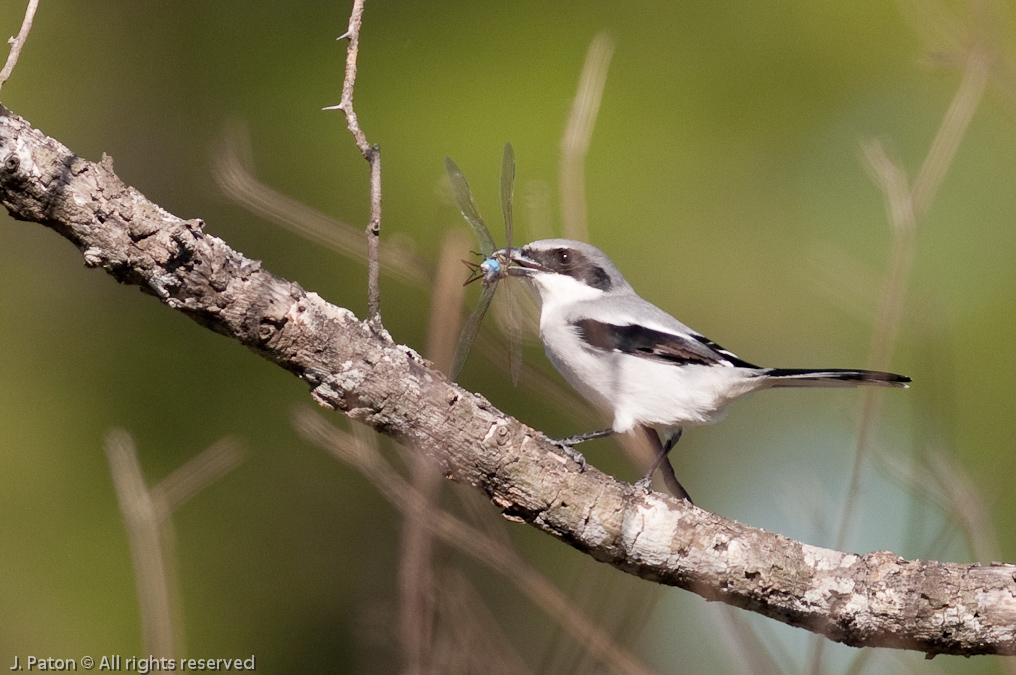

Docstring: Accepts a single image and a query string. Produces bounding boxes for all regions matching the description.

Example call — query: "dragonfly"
[445,142,524,384]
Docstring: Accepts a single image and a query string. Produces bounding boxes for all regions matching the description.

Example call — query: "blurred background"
[1,0,1014,673]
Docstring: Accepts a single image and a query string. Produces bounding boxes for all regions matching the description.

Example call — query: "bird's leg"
[635,427,692,503]
[556,428,615,446]
[656,430,692,503]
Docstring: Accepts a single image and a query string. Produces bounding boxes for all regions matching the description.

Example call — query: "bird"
[503,238,910,503]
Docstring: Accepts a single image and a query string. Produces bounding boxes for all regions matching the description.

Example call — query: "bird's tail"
[763,368,910,388]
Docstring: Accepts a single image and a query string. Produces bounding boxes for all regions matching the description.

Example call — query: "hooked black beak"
[502,248,546,277]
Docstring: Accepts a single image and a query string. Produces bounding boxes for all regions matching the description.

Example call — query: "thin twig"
[0,0,40,95]
[328,0,382,322]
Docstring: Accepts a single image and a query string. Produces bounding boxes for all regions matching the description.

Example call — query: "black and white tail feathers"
[763,368,910,388]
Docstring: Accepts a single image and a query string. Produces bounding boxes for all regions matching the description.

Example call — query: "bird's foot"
[552,429,613,470]
[552,442,588,470]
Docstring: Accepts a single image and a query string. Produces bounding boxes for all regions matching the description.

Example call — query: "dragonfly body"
[463,252,507,286]
[445,143,521,382]
[480,257,502,280]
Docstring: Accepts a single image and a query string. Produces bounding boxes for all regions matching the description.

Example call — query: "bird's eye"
[556,249,570,266]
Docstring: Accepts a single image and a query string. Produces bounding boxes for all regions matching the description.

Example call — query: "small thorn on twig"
[0,0,41,94]
[322,103,345,111]
[337,30,352,41]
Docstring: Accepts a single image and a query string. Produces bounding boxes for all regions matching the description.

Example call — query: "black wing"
[688,334,759,368]
[572,319,759,368]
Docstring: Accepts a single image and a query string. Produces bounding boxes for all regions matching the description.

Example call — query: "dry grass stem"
[396,238,476,674]
[150,437,243,512]
[213,127,429,287]
[805,245,881,322]
[834,41,989,553]
[426,231,474,376]
[431,569,534,675]
[105,431,242,659]
[716,605,786,675]
[911,47,991,217]
[105,430,178,658]
[294,408,658,675]
[560,32,614,242]
[813,35,994,675]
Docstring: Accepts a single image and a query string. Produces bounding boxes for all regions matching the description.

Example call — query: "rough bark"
[1,104,1014,657]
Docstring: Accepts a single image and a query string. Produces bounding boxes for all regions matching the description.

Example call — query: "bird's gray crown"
[511,239,631,293]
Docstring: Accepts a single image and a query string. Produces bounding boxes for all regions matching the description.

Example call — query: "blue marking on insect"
[480,257,502,280]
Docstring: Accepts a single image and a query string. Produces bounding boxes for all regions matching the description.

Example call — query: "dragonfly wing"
[500,142,515,252]
[445,157,496,257]
[502,276,524,386]
[450,279,498,380]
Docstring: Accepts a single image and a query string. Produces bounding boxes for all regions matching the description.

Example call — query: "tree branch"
[2,104,1015,658]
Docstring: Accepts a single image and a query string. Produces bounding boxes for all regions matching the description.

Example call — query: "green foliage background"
[0,0,1014,673]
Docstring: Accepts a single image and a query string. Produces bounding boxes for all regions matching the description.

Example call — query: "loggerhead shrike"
[504,238,910,503]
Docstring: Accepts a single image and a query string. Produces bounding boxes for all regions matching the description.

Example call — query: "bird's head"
[502,239,632,305]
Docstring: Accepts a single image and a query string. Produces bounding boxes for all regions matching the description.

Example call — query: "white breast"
[538,302,763,434]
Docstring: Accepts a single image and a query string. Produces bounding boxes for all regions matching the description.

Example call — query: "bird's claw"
[634,476,654,494]
[554,442,588,470]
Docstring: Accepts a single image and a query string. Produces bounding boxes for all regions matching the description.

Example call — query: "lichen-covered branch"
[1,104,1015,658]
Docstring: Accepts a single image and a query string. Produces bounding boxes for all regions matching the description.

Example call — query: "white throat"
[527,272,607,309]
